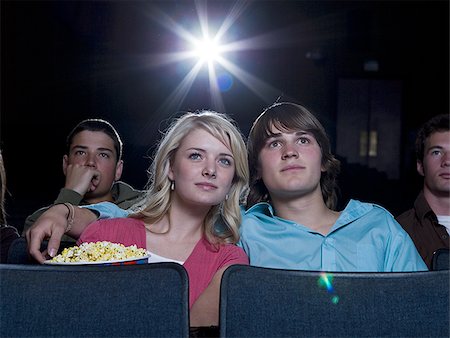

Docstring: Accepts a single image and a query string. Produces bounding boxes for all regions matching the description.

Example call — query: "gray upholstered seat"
[219,264,449,337]
[0,262,189,337]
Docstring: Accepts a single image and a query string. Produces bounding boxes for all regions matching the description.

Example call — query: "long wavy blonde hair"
[129,111,249,245]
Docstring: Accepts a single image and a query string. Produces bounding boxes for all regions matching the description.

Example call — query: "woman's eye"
[189,152,202,160]
[431,150,441,156]
[219,158,232,166]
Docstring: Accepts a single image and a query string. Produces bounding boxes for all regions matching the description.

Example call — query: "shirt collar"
[245,199,373,228]
[245,202,275,216]
[414,190,436,222]
[333,199,373,227]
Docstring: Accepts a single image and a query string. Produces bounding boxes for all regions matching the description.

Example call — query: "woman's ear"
[168,160,175,181]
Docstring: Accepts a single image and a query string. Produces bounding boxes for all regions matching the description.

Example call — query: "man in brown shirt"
[397,114,450,269]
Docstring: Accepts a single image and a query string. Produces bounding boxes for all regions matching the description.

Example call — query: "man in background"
[22,119,144,239]
[396,114,450,269]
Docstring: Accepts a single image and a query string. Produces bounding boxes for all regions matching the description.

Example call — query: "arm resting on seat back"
[26,204,98,263]
[22,188,85,236]
[80,201,130,219]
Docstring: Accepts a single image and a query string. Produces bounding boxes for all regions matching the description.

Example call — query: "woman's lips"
[196,182,218,190]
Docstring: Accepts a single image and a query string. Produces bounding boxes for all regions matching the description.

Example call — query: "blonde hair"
[129,111,249,244]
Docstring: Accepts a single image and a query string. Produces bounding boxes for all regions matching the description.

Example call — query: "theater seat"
[219,265,449,337]
[7,237,74,264]
[0,262,189,337]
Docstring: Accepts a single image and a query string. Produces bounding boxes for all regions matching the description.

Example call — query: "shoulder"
[112,181,145,197]
[199,239,248,264]
[346,199,395,219]
[396,208,415,226]
[79,217,145,245]
[219,243,247,258]
[0,225,19,241]
[344,200,406,232]
[112,181,141,192]
[243,202,273,216]
[93,217,145,232]
[96,217,143,225]
[112,181,145,207]
[241,203,275,227]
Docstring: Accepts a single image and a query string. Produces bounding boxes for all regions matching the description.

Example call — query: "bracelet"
[62,203,75,233]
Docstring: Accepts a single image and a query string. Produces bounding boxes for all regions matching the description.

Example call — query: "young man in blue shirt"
[239,101,427,272]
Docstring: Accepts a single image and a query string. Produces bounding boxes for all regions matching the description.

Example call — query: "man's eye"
[298,137,310,144]
[268,141,281,148]
[99,153,110,158]
[74,150,86,156]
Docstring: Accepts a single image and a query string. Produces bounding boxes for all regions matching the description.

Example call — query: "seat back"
[432,248,450,270]
[0,262,189,337]
[219,265,449,337]
[7,237,74,264]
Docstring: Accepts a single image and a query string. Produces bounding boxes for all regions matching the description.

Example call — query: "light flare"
[318,272,340,304]
[140,1,284,115]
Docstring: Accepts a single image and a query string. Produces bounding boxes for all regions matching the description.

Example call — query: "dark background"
[1,0,449,233]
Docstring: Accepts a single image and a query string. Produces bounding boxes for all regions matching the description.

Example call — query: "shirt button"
[442,234,448,239]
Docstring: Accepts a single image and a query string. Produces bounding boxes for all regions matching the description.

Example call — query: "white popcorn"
[50,241,147,263]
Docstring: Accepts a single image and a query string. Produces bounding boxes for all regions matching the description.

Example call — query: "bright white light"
[193,37,221,63]
[143,1,281,114]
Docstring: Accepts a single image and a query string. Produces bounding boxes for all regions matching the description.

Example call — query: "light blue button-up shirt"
[238,199,428,272]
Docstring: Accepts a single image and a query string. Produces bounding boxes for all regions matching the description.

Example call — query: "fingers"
[65,165,100,195]
[87,175,100,193]
[46,227,66,259]
[89,172,101,191]
[26,204,69,263]
[26,227,50,264]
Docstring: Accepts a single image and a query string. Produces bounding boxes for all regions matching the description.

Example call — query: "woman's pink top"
[78,217,249,308]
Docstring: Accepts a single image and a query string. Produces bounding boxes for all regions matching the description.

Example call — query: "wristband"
[62,203,75,233]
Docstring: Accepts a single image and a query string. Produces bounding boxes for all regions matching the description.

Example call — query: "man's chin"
[85,188,98,199]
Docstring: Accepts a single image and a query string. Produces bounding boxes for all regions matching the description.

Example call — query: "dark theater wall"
[1,1,448,232]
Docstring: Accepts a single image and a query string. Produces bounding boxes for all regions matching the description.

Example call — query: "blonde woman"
[27,111,250,326]
[0,150,20,263]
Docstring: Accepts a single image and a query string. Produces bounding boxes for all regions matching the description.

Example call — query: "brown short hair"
[416,114,449,162]
[246,102,340,210]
